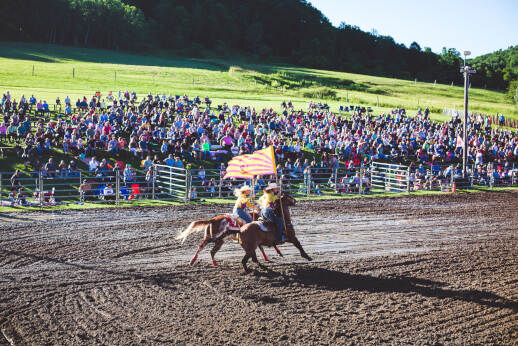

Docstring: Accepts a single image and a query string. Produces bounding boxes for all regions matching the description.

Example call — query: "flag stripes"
[223,146,277,180]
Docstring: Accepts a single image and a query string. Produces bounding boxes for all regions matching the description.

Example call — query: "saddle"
[225,215,244,230]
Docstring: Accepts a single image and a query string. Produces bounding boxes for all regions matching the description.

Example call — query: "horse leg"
[241,253,251,273]
[191,227,211,265]
[251,250,267,270]
[259,245,269,261]
[289,236,312,261]
[273,245,284,257]
[210,239,224,267]
[190,239,207,264]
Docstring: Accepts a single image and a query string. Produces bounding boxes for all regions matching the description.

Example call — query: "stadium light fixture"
[463,51,471,66]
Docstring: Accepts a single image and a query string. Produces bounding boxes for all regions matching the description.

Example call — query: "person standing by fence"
[10,169,21,188]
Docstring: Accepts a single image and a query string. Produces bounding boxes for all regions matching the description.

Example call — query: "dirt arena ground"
[0,191,517,345]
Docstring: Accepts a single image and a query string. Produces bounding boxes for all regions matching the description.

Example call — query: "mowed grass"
[1,186,516,213]
[1,42,517,121]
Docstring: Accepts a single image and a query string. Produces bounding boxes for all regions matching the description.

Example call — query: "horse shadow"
[252,265,518,312]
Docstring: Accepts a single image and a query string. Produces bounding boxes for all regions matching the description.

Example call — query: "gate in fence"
[155,164,188,201]
[370,162,409,193]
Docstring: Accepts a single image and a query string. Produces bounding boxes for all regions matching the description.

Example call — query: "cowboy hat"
[264,182,279,191]
[238,185,252,193]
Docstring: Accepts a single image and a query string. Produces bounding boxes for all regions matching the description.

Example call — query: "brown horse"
[175,212,282,266]
[214,193,312,272]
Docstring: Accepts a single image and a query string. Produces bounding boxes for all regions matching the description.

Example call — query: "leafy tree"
[409,42,421,51]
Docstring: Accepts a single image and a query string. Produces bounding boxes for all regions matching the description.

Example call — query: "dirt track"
[0,191,517,344]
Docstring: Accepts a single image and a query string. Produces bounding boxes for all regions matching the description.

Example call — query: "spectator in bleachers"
[88,156,99,171]
[1,90,518,198]
[58,160,68,177]
[123,164,136,183]
[44,158,57,177]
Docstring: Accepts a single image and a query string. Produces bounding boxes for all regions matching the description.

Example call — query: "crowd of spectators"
[1,89,518,202]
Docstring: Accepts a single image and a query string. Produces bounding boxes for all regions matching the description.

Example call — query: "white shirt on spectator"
[89,158,99,171]
[104,186,114,196]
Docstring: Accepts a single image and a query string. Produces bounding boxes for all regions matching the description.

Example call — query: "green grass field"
[1,42,517,122]
[1,186,516,213]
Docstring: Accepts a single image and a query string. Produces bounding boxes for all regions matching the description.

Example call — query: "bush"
[507,80,518,106]
[301,87,337,100]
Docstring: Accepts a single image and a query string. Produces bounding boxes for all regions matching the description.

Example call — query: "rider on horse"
[258,182,285,242]
[233,185,255,224]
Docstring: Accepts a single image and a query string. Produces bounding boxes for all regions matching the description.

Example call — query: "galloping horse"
[175,212,283,266]
[214,193,312,272]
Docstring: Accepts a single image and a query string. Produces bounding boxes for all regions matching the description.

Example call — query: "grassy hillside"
[0,42,517,121]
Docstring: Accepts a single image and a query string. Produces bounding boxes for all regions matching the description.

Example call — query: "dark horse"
[214,193,312,272]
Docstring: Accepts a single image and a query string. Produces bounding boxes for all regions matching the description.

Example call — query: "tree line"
[0,0,515,92]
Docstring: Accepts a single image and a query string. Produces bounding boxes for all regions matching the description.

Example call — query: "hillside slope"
[472,45,518,90]
[0,42,516,120]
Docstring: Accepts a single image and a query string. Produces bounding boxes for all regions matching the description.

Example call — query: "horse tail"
[175,220,211,243]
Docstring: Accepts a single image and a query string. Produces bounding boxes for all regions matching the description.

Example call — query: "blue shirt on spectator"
[165,158,175,166]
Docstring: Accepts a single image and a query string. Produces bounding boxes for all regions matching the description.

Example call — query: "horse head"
[280,192,296,207]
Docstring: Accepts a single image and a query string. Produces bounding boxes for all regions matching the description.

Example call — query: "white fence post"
[218,170,222,198]
[79,171,82,201]
[152,167,156,200]
[335,167,339,193]
[450,165,454,191]
[39,171,43,207]
[407,167,411,192]
[116,170,120,205]
[307,167,311,197]
[359,168,363,195]
[186,169,191,202]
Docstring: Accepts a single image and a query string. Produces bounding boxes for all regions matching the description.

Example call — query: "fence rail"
[371,162,409,192]
[1,162,517,208]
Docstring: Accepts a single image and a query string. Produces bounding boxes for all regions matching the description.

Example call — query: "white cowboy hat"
[264,182,279,191]
[238,185,252,192]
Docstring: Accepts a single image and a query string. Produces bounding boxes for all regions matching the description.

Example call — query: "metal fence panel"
[371,162,409,193]
[1,161,517,208]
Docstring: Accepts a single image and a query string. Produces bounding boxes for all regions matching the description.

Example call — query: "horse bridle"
[279,194,295,231]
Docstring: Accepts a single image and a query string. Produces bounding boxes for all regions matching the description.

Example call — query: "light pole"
[460,51,476,178]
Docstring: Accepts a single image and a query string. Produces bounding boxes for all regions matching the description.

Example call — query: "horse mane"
[274,193,294,226]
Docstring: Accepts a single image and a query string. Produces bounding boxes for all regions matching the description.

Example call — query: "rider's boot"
[276,229,285,244]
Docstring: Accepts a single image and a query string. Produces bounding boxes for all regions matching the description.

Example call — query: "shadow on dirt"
[1,250,181,290]
[254,266,518,312]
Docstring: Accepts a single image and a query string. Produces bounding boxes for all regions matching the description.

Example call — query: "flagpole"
[251,176,256,221]
[275,161,287,241]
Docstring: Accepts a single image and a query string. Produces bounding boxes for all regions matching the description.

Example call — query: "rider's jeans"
[233,207,252,223]
[261,207,284,240]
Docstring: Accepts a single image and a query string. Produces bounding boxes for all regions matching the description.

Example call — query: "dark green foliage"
[507,80,518,104]
[0,0,150,50]
[0,0,513,90]
[471,46,518,90]
[301,87,337,100]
